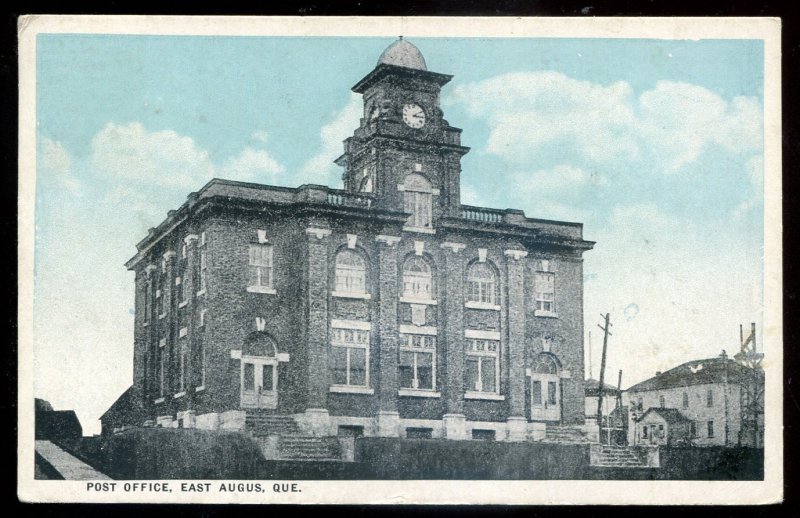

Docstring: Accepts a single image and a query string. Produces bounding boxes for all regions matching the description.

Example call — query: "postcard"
[18,15,782,504]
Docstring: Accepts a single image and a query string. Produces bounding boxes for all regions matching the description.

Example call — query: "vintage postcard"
[18,15,782,504]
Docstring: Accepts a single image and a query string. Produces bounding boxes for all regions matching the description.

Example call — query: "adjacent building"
[122,39,595,441]
[625,352,764,447]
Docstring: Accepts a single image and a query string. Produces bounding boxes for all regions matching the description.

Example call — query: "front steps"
[245,412,342,461]
[591,446,649,468]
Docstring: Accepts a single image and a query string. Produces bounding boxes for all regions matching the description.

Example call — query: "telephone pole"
[596,313,612,442]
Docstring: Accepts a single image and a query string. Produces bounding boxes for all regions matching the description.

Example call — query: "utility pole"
[596,313,612,443]
[616,369,623,409]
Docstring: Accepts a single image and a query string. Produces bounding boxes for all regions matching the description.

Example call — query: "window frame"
[332,249,370,299]
[464,338,501,397]
[247,243,276,294]
[401,256,435,302]
[465,261,498,308]
[329,326,372,393]
[534,270,557,317]
[401,173,435,233]
[398,333,438,395]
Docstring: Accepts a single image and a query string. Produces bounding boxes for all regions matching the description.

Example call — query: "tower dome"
[377,37,427,71]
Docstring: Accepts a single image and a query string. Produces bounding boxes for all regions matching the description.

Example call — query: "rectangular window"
[178,265,189,305]
[706,389,714,407]
[331,328,370,388]
[659,395,665,408]
[637,397,643,412]
[179,342,187,392]
[534,271,556,312]
[532,381,542,406]
[707,420,715,438]
[548,381,557,405]
[198,339,206,388]
[243,363,255,392]
[198,249,207,293]
[248,244,274,291]
[683,391,689,409]
[158,338,166,397]
[143,282,152,324]
[690,421,697,438]
[404,191,433,229]
[465,339,499,394]
[642,425,649,438]
[399,334,436,390]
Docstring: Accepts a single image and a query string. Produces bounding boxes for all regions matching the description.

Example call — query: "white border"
[17,15,782,505]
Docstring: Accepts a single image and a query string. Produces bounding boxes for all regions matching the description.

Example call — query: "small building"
[100,386,146,435]
[625,352,764,447]
[35,398,83,442]
[635,408,693,447]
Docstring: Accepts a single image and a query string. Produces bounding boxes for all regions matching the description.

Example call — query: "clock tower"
[335,38,470,225]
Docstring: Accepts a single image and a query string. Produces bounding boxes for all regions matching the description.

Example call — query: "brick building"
[624,352,764,447]
[124,39,595,441]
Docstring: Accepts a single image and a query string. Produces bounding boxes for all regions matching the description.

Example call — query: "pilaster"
[305,227,331,409]
[376,235,401,413]
[441,242,466,415]
[504,248,528,417]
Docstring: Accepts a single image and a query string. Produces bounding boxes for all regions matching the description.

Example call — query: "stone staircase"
[246,413,302,437]
[245,412,341,461]
[543,425,592,443]
[591,446,647,468]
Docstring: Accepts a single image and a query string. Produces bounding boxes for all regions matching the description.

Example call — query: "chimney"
[655,371,662,377]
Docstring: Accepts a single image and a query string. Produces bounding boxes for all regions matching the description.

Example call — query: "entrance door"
[530,353,561,422]
[241,356,278,409]
[531,374,561,421]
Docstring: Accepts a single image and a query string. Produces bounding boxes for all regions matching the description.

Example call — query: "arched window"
[402,173,433,230]
[402,256,433,300]
[335,250,367,295]
[467,262,497,305]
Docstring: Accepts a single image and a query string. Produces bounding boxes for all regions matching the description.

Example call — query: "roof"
[626,356,751,393]
[637,407,693,425]
[378,38,427,70]
[584,378,619,395]
[100,386,139,421]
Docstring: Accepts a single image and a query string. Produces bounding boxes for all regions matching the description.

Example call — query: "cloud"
[511,164,607,191]
[250,130,270,144]
[90,122,286,190]
[90,122,215,188]
[449,72,763,174]
[297,93,362,186]
[38,137,80,193]
[218,146,284,183]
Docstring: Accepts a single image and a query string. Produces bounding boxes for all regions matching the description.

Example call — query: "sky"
[33,35,765,434]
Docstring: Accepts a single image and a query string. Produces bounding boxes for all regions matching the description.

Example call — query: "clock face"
[402,103,426,129]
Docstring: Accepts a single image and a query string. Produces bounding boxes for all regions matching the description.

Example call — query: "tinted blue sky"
[34,35,765,433]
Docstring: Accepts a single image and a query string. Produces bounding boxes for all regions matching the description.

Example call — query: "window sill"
[154,397,165,404]
[247,286,277,295]
[403,226,436,234]
[465,301,501,311]
[331,291,372,300]
[173,391,186,399]
[143,322,149,327]
[465,392,505,401]
[399,389,441,398]
[329,385,374,395]
[534,310,559,318]
[158,313,167,320]
[400,297,437,305]
[178,300,188,308]
[196,289,207,297]
[195,386,206,393]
